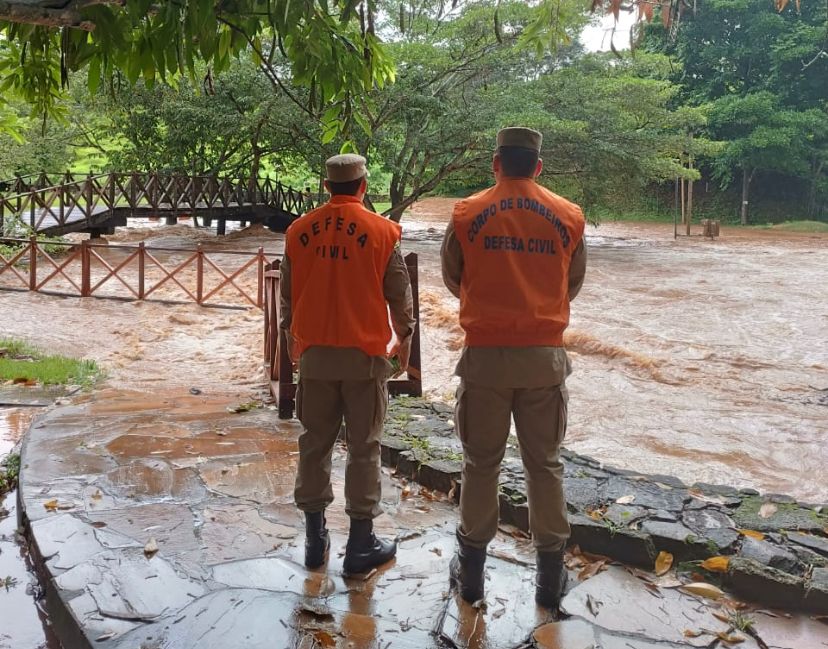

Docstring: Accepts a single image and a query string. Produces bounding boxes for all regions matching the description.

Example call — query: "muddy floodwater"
[0,200,826,502]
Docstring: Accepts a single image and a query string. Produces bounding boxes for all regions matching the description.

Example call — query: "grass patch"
[0,338,101,387]
[767,220,828,233]
[0,453,20,495]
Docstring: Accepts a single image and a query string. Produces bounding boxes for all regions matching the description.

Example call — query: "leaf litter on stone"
[758,503,778,519]
[654,551,673,576]
[615,494,636,504]
[680,582,725,600]
[143,537,159,558]
[313,630,336,647]
[701,556,730,573]
[738,529,765,541]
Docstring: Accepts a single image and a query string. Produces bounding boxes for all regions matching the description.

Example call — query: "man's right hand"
[391,334,413,378]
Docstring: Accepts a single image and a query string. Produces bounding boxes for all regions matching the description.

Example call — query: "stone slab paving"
[16,389,828,648]
[384,398,828,616]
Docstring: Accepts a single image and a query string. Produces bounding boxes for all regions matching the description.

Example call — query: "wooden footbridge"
[0,171,312,237]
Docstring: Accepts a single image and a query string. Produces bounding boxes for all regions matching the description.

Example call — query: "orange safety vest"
[286,195,401,357]
[453,178,585,347]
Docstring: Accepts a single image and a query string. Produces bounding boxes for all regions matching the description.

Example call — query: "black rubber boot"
[342,518,397,576]
[448,532,487,603]
[304,511,330,569]
[535,549,568,609]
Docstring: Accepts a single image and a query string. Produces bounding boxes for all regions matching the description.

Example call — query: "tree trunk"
[686,157,693,236]
[808,160,824,219]
[388,176,406,223]
[680,177,686,225]
[740,167,751,226]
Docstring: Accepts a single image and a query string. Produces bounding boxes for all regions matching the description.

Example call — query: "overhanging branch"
[0,1,96,30]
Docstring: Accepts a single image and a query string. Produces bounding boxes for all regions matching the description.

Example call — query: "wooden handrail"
[0,236,276,309]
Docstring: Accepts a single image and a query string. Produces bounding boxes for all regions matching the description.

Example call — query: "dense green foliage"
[649,0,828,223]
[0,0,824,223]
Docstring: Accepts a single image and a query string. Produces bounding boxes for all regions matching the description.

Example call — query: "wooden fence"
[0,236,272,309]
[264,253,423,418]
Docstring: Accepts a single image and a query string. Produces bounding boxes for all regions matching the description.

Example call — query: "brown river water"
[1,200,826,502]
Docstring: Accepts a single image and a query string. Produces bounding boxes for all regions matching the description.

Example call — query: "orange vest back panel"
[286,195,401,357]
[453,178,585,347]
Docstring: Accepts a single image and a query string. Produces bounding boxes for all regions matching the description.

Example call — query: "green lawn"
[765,220,828,233]
[0,338,101,387]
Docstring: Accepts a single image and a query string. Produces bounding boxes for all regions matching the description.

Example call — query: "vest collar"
[328,195,364,205]
[497,176,537,185]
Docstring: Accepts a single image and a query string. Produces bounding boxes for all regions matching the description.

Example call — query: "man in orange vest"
[441,127,587,608]
[280,154,416,575]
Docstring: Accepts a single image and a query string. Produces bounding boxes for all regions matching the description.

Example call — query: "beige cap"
[325,154,368,183]
[496,127,542,152]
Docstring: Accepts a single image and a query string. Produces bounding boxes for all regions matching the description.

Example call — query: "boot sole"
[341,554,395,578]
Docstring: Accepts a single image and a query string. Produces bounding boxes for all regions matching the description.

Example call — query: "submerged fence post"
[138,242,145,299]
[81,240,91,297]
[257,247,265,308]
[28,235,37,291]
[196,243,204,305]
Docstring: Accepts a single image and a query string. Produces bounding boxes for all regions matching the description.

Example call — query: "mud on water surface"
[0,201,827,502]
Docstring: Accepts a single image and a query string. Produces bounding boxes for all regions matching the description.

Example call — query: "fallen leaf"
[615,494,636,504]
[716,631,745,644]
[586,593,602,616]
[738,529,765,541]
[447,480,457,501]
[91,521,107,528]
[430,547,443,557]
[12,377,37,386]
[759,503,778,519]
[683,629,704,638]
[144,537,159,557]
[701,556,730,573]
[91,491,103,500]
[578,559,607,581]
[587,508,603,521]
[96,632,117,641]
[655,551,673,576]
[43,499,59,511]
[680,582,725,600]
[572,546,613,563]
[400,484,412,499]
[313,630,336,647]
[491,607,506,619]
[712,610,731,623]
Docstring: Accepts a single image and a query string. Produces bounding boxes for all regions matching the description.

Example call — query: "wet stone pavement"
[15,390,828,648]
[383,399,828,615]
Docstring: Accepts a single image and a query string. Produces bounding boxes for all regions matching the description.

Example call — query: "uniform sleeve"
[441,217,464,299]
[568,238,587,301]
[383,247,416,339]
[279,251,292,331]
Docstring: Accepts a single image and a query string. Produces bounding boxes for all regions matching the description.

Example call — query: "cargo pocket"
[557,384,569,446]
[296,380,305,424]
[455,382,468,445]
[373,379,389,436]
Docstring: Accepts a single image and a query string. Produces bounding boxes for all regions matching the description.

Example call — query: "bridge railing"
[0,235,275,309]
[263,253,423,419]
[0,172,312,235]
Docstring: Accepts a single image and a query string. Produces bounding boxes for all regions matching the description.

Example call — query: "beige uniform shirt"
[441,219,587,388]
[280,248,417,381]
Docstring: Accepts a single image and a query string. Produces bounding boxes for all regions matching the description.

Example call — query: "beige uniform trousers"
[294,348,391,520]
[455,348,571,553]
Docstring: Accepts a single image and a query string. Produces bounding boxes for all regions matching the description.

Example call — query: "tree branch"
[0,1,95,30]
